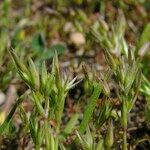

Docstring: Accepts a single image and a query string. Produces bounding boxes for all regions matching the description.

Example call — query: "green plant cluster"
[0,36,149,149]
[0,0,150,149]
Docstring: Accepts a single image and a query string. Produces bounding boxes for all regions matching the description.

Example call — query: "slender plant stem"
[44,120,51,150]
[122,101,128,150]
[35,145,40,150]
[105,118,114,149]
[56,91,65,133]
[123,126,127,150]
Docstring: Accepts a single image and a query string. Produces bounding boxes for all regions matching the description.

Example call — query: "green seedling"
[76,127,104,150]
[91,12,128,57]
[8,50,80,149]
[91,17,142,149]
[77,68,115,150]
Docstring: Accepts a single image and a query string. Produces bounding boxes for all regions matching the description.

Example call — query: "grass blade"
[0,92,28,134]
[79,82,101,133]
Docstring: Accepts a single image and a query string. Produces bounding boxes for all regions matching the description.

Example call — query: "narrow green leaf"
[79,82,101,133]
[29,116,37,145]
[9,49,28,73]
[64,113,79,134]
[28,58,40,90]
[138,23,150,49]
[18,106,28,126]
[0,94,25,134]
[32,92,45,116]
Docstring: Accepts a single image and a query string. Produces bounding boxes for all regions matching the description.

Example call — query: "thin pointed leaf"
[79,82,101,133]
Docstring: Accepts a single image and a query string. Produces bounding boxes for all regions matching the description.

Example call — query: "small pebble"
[70,32,85,46]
